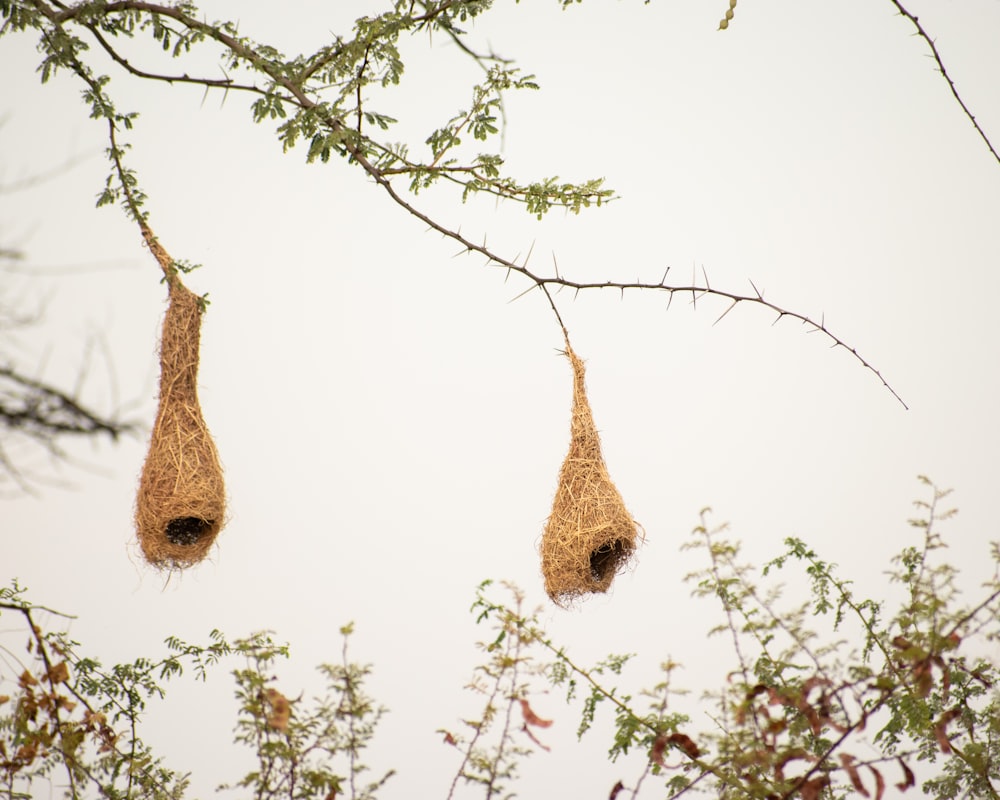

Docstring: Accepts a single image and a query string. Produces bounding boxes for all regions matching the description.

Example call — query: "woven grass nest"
[135,275,225,569]
[541,344,641,606]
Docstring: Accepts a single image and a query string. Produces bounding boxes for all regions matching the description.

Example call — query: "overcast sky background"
[2,1,1000,797]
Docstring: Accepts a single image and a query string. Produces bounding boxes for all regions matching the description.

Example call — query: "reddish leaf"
[650,733,667,766]
[800,776,830,800]
[868,765,885,800]
[839,753,869,797]
[608,781,625,800]
[933,708,961,754]
[442,731,457,746]
[518,698,553,728]
[801,676,831,696]
[933,724,952,754]
[895,757,916,791]
[521,723,551,752]
[667,732,700,759]
[913,661,933,698]
[774,748,812,783]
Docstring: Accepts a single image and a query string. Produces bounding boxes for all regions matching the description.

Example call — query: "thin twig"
[888,0,1000,166]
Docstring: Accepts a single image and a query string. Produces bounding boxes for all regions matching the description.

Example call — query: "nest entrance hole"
[590,539,627,583]
[165,516,212,546]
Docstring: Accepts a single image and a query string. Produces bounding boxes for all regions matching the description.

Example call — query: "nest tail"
[135,279,226,568]
[541,345,639,605]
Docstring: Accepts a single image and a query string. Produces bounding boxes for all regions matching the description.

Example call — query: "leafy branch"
[2,0,911,406]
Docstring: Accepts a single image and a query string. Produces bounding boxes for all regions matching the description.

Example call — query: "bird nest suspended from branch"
[541,344,641,605]
[134,230,225,569]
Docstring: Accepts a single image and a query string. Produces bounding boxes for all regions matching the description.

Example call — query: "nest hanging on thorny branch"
[134,228,226,569]
[541,343,641,605]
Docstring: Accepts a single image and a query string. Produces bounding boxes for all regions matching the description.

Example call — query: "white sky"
[2,1,1000,798]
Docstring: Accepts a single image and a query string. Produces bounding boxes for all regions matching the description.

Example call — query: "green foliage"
[0,0,613,228]
[440,581,552,800]
[467,478,1000,799]
[0,594,389,800]
[0,584,235,799]
[219,625,392,800]
[3,479,1000,798]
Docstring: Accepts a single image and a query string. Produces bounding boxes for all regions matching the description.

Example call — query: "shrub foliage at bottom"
[1,477,998,799]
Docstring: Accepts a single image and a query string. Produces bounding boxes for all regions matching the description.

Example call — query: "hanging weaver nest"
[541,344,641,606]
[134,230,225,569]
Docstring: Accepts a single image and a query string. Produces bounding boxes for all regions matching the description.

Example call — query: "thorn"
[749,278,762,299]
[505,267,512,283]
[714,300,738,325]
[508,284,538,304]
[701,264,711,289]
[552,252,561,279]
[524,239,536,267]
[661,266,670,284]
[666,291,674,312]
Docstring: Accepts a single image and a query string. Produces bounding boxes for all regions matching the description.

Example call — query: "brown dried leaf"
[801,676,831,695]
[521,723,551,752]
[800,776,830,800]
[18,670,37,689]
[839,753,869,797]
[650,733,667,766]
[442,731,457,746]
[895,757,916,791]
[913,661,933,698]
[264,688,291,731]
[934,708,961,754]
[609,780,625,800]
[667,732,700,759]
[0,694,9,705]
[518,698,553,728]
[869,765,885,800]
[47,662,70,685]
[55,695,77,712]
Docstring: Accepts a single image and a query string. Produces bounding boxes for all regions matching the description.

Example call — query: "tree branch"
[888,0,1000,167]
[26,0,908,407]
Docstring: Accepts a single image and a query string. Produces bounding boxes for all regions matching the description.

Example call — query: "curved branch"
[888,0,1000,167]
[30,0,908,407]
